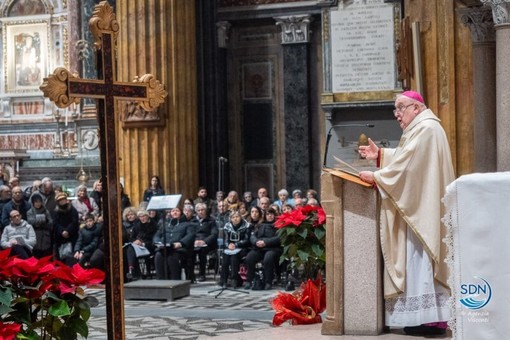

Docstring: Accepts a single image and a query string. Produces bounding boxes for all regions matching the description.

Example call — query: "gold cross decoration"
[40,2,167,339]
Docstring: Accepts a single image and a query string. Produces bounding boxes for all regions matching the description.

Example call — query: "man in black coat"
[153,207,196,280]
[193,203,218,281]
[52,193,80,264]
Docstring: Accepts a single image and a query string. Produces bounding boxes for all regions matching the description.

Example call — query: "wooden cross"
[40,2,167,339]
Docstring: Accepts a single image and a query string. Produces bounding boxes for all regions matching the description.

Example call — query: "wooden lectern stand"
[320,168,384,335]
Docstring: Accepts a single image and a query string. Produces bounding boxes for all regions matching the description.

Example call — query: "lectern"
[320,168,384,335]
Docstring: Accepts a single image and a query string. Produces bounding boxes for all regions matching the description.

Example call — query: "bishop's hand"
[359,138,379,160]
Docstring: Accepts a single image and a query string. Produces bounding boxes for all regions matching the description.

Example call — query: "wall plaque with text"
[330,0,398,95]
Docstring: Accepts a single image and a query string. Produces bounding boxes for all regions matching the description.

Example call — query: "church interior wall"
[0,0,484,204]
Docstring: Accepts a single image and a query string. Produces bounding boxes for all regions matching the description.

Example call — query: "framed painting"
[2,19,50,94]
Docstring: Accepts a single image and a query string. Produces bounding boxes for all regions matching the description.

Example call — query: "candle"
[65,109,68,126]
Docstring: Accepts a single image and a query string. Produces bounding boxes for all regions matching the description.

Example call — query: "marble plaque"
[331,0,396,93]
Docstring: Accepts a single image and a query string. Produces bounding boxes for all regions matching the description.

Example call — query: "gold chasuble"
[373,109,455,298]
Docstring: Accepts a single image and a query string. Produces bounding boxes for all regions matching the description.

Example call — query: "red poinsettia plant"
[275,205,326,280]
[271,275,326,326]
[0,249,105,340]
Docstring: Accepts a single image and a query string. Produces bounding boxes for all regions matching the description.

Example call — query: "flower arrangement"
[0,249,105,340]
[275,205,326,281]
[271,275,326,326]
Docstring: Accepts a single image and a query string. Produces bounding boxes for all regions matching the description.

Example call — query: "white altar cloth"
[443,172,510,340]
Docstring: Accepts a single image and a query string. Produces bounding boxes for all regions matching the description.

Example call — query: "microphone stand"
[207,228,249,298]
[323,123,375,168]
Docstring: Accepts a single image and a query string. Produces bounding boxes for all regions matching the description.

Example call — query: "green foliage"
[276,206,326,280]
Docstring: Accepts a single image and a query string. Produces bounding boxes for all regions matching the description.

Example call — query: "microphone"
[323,124,375,168]
[219,157,228,162]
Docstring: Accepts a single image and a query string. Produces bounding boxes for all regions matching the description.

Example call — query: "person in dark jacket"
[220,210,251,288]
[52,193,80,265]
[73,214,99,266]
[243,208,282,290]
[26,193,53,258]
[193,203,218,282]
[153,207,195,280]
[1,186,31,230]
[142,176,165,203]
[0,185,12,232]
[124,209,158,281]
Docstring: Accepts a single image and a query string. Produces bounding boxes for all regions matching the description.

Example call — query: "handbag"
[58,242,73,259]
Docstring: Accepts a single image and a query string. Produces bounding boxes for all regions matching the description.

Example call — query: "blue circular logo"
[460,277,492,310]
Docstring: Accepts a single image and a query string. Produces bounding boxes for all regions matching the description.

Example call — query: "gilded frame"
[2,17,50,95]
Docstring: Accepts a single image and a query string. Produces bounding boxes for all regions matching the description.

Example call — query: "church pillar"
[274,15,313,191]
[459,6,496,172]
[117,0,198,204]
[481,0,510,171]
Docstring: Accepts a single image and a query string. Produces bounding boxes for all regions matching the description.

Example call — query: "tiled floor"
[85,279,451,339]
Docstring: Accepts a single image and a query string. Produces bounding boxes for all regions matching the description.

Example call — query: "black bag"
[251,268,264,291]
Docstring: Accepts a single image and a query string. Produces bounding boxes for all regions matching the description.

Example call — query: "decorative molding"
[274,14,313,44]
[89,0,119,50]
[481,0,510,25]
[459,6,495,43]
[217,21,231,48]
[39,67,81,108]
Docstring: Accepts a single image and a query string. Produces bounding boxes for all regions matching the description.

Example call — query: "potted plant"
[0,249,105,339]
[275,205,326,282]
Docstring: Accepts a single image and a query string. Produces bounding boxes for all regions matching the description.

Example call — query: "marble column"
[481,0,510,171]
[274,15,313,191]
[459,6,496,172]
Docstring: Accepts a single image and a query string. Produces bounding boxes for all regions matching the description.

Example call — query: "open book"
[322,155,375,188]
[333,155,362,177]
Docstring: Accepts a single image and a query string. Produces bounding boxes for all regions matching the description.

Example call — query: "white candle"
[65,109,68,126]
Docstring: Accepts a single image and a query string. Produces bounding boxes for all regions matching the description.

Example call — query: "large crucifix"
[40,2,167,339]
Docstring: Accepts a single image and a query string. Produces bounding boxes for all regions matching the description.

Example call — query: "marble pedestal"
[321,171,384,335]
[124,280,190,301]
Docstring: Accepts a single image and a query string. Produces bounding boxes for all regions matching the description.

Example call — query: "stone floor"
[84,278,451,339]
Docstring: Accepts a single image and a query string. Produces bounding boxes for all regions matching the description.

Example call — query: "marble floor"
[84,278,451,339]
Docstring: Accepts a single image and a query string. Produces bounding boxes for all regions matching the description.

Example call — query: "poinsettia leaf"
[0,304,14,314]
[314,227,326,240]
[297,227,308,239]
[297,250,309,262]
[311,244,324,257]
[59,325,78,340]
[45,291,62,302]
[49,299,71,317]
[78,299,91,321]
[0,286,13,306]
[66,316,89,338]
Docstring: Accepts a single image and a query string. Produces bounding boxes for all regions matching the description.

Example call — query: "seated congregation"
[0,177,319,290]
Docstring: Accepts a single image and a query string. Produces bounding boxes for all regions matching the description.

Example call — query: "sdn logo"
[460,277,492,310]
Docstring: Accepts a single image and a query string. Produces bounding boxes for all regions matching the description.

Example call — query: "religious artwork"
[242,62,272,100]
[6,0,46,16]
[81,129,99,151]
[121,100,163,128]
[2,20,49,94]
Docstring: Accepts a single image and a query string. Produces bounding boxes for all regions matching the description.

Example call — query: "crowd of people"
[0,174,320,290]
